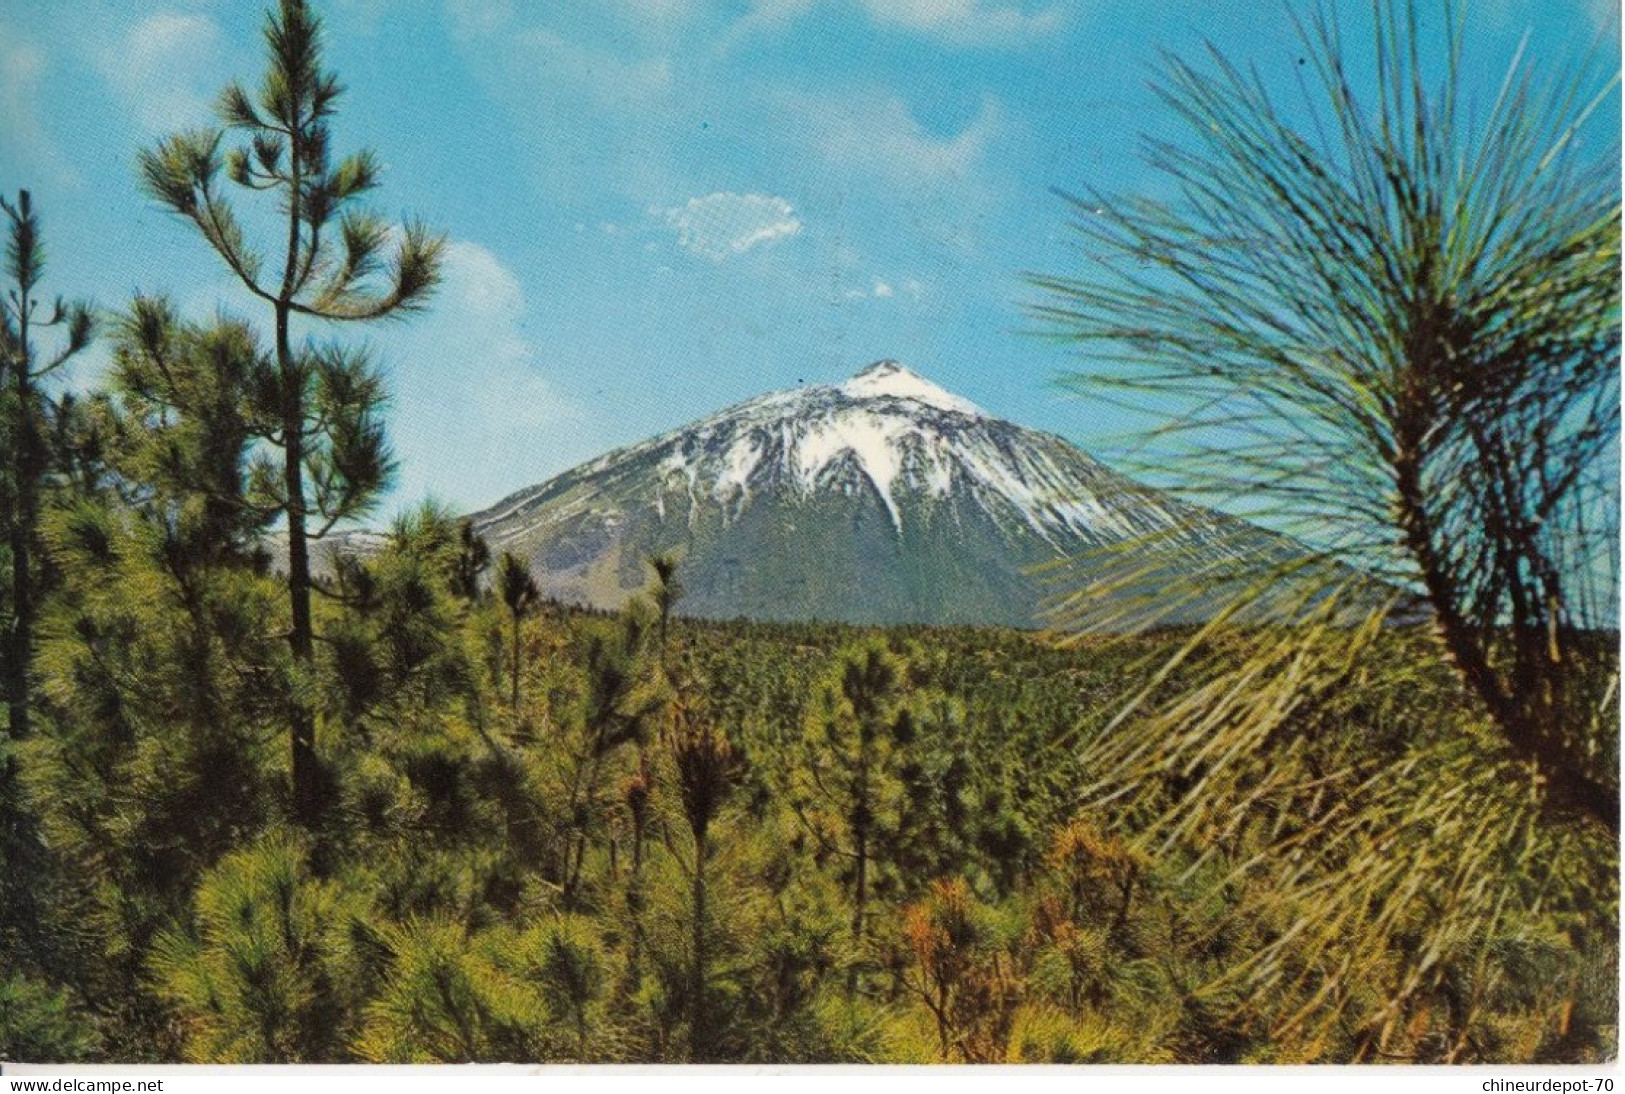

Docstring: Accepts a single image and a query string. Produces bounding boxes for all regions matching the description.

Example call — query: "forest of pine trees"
[0,0,1616,1066]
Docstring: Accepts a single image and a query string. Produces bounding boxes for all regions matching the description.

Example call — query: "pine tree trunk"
[690,832,708,1061]
[6,303,35,740]
[277,104,323,829]
[565,833,587,908]
[627,809,646,989]
[852,746,871,941]
[847,743,871,995]
[278,296,320,828]
[511,613,521,709]
[1393,431,1618,833]
[853,828,868,941]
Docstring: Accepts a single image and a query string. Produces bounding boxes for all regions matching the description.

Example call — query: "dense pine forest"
[0,507,1616,1061]
[0,348,1618,1066]
[1,0,1618,1066]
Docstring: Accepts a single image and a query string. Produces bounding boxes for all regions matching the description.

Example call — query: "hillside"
[469,362,1287,626]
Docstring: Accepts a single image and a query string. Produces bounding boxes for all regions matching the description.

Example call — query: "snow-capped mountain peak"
[663,361,1151,540]
[482,361,1189,544]
[468,359,1285,626]
[838,360,984,417]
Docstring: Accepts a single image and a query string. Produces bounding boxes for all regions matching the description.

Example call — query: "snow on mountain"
[468,360,1282,626]
[486,361,1175,543]
[838,360,984,416]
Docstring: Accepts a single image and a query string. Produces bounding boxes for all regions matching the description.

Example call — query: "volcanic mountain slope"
[466,361,1292,628]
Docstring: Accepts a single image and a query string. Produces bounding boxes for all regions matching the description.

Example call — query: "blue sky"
[2,0,1618,514]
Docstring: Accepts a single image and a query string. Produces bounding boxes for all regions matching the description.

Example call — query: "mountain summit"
[469,362,1272,627]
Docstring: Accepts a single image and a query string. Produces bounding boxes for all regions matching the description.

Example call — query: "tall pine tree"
[0,191,92,740]
[137,0,443,825]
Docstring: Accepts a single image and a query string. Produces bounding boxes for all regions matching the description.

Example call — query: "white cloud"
[658,192,803,261]
[628,0,694,19]
[725,0,1058,48]
[445,4,672,112]
[859,0,1061,43]
[794,91,1002,197]
[442,242,525,321]
[717,0,820,53]
[839,277,910,302]
[616,0,699,39]
[100,13,224,134]
[443,0,515,37]
[511,26,674,111]
[0,23,79,187]
[384,242,597,509]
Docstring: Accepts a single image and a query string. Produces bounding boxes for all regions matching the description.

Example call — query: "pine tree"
[29,300,286,1056]
[497,552,539,710]
[0,190,92,739]
[137,0,443,826]
[791,642,908,955]
[647,552,682,657]
[1031,0,1619,831]
[449,519,490,604]
[561,602,664,905]
[149,831,361,1062]
[670,698,737,1061]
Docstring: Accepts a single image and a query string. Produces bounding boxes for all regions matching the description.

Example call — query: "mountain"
[465,361,1288,628]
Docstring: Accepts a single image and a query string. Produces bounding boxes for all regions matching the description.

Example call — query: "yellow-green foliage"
[350,916,620,1063]
[149,832,362,1063]
[11,503,1617,1064]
